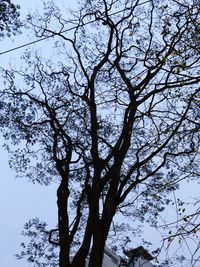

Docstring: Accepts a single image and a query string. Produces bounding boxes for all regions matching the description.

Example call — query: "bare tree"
[0,0,199,266]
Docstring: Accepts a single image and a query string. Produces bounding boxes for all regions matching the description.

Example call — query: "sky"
[0,1,199,267]
[0,141,58,267]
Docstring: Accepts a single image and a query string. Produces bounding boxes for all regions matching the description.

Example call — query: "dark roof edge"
[124,246,154,261]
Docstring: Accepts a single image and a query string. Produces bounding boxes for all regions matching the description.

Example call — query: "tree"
[0,0,200,266]
[0,0,21,38]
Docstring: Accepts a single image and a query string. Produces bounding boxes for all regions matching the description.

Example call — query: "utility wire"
[0,0,150,56]
[0,36,51,56]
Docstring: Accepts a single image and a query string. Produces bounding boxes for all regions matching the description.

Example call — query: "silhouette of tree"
[0,0,199,266]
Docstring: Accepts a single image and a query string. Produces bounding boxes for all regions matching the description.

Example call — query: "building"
[85,246,120,267]
[85,246,155,267]
[125,246,155,267]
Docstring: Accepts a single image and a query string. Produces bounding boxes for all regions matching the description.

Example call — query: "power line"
[0,36,50,56]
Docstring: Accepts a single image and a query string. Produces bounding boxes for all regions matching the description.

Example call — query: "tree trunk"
[57,180,70,267]
[88,235,106,267]
[88,202,116,267]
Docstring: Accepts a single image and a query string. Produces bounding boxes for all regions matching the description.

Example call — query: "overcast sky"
[0,1,199,267]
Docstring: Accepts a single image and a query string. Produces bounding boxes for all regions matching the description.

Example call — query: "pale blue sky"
[0,140,58,267]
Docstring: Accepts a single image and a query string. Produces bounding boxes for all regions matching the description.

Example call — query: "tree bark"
[57,180,70,267]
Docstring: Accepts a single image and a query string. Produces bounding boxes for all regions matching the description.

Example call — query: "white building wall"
[102,254,119,267]
[85,246,120,267]
[129,256,155,267]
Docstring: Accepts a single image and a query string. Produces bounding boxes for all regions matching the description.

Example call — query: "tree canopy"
[0,0,20,38]
[0,0,199,266]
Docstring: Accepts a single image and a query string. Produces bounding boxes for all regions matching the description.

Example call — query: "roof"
[124,246,154,261]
